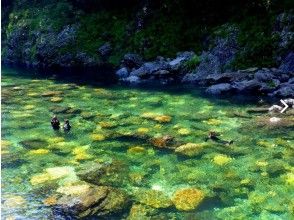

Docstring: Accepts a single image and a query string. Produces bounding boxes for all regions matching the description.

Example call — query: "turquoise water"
[1,67,294,219]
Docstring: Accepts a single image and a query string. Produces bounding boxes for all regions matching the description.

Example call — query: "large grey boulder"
[254,70,275,82]
[129,61,170,77]
[270,80,294,97]
[191,25,239,80]
[115,67,129,78]
[232,79,261,93]
[206,83,233,95]
[204,71,250,84]
[122,53,143,69]
[169,51,195,71]
[192,52,221,80]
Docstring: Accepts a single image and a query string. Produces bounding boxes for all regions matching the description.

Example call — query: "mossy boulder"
[77,160,129,187]
[53,184,129,218]
[175,143,208,157]
[127,204,157,220]
[171,188,205,211]
[133,188,172,209]
[76,162,106,184]
[150,135,177,149]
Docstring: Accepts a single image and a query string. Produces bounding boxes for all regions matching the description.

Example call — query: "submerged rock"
[127,146,146,155]
[53,185,129,218]
[133,188,172,209]
[41,91,63,97]
[76,162,105,184]
[91,133,106,141]
[127,204,157,220]
[19,139,48,150]
[171,188,204,211]
[81,111,96,120]
[141,112,172,123]
[255,116,294,128]
[175,143,208,157]
[116,67,129,78]
[1,151,27,168]
[3,195,26,209]
[122,53,143,69]
[77,160,129,187]
[213,154,232,166]
[50,97,63,103]
[150,135,176,149]
[30,166,77,186]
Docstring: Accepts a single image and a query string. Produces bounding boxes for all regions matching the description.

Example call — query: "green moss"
[231,15,279,69]
[183,55,201,71]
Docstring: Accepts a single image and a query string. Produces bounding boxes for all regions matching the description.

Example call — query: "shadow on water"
[2,65,275,106]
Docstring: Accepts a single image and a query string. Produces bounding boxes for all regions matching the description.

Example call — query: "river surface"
[1,67,293,219]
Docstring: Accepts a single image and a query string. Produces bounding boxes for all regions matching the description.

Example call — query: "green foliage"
[231,15,279,69]
[183,55,201,71]
[128,16,182,59]
[2,0,294,67]
[76,10,128,62]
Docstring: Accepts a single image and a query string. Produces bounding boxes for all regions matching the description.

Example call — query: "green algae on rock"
[53,184,129,218]
[133,188,172,209]
[171,188,205,211]
[175,143,209,157]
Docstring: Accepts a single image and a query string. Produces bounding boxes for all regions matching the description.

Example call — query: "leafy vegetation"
[183,55,201,71]
[2,0,294,67]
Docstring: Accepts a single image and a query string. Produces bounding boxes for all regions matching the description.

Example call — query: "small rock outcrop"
[206,83,233,95]
[52,184,129,218]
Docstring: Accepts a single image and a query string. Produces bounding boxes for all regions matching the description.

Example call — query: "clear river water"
[1,67,293,219]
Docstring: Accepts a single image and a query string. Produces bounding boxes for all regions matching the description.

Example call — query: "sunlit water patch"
[1,67,294,219]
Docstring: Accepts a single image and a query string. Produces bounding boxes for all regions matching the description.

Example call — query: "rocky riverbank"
[114,13,294,98]
[2,4,294,98]
[115,51,294,98]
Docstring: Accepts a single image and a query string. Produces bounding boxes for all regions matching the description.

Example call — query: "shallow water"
[1,67,293,220]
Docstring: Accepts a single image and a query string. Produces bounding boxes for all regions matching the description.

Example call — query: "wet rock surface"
[52,184,129,218]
